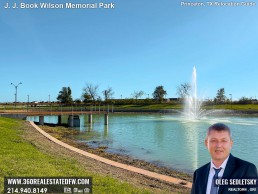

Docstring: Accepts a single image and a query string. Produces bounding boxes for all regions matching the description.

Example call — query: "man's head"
[205,123,233,166]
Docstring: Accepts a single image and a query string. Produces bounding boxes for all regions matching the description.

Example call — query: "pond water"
[27,114,258,173]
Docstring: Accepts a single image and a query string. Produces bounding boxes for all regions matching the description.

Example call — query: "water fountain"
[183,66,206,120]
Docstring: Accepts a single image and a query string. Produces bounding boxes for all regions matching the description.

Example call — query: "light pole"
[11,82,22,107]
[229,94,232,109]
[27,95,29,112]
[48,94,52,113]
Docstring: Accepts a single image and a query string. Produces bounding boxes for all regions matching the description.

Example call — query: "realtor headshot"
[191,123,258,194]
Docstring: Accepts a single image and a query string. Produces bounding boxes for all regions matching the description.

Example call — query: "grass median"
[0,117,155,194]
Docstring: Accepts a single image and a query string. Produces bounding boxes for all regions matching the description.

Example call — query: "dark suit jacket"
[191,154,258,194]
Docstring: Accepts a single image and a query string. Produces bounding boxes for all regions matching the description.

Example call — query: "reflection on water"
[27,114,258,173]
[181,122,199,171]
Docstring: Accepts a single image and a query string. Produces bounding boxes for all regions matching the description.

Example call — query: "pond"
[27,113,258,173]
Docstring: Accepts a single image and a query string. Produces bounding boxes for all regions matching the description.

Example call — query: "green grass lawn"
[0,117,152,194]
[113,104,258,111]
[113,104,182,110]
[1,103,258,112]
[204,104,258,110]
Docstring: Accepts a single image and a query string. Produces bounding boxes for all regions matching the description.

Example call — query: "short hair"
[206,123,232,139]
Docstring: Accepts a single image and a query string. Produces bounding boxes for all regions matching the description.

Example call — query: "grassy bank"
[1,103,258,112]
[0,117,156,194]
[113,104,258,111]
[203,104,258,111]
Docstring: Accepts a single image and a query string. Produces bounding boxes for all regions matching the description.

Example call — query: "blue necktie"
[210,167,222,194]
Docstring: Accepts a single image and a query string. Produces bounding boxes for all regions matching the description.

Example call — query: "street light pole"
[11,82,22,107]
[27,95,29,112]
[229,94,232,109]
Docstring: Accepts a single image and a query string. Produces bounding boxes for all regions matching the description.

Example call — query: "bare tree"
[82,83,99,103]
[176,83,191,101]
[102,87,114,101]
[132,90,144,99]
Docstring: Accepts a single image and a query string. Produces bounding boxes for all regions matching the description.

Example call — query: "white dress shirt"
[206,156,229,194]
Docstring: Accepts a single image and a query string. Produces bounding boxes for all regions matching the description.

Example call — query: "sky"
[1,0,258,102]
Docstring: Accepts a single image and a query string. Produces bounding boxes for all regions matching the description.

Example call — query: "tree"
[81,93,92,103]
[214,88,226,103]
[102,87,114,101]
[238,96,252,104]
[153,86,167,103]
[74,98,82,104]
[57,87,73,104]
[82,83,99,104]
[176,83,191,100]
[132,90,144,100]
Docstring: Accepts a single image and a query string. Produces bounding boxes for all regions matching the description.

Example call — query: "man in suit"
[191,123,258,194]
